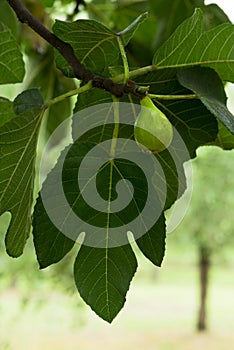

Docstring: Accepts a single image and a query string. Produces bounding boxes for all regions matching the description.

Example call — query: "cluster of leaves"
[0,0,234,322]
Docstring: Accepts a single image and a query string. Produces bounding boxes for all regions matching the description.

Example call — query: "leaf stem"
[44,81,92,108]
[149,93,198,100]
[112,65,157,83]
[117,36,129,83]
[110,96,120,158]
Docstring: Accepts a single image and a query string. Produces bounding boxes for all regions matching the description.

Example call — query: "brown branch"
[7,0,139,97]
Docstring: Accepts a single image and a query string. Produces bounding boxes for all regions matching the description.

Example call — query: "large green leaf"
[177,67,234,134]
[74,244,137,323]
[33,97,166,322]
[0,97,15,127]
[34,136,164,321]
[153,9,234,82]
[53,19,121,76]
[0,89,44,257]
[0,22,25,84]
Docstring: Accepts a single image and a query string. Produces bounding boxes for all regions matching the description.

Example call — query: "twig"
[7,0,139,97]
[74,0,86,15]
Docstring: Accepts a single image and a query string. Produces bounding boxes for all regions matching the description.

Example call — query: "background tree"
[172,146,234,331]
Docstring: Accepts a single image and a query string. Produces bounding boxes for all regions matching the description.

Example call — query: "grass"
[0,215,233,349]
[0,239,234,350]
[1,281,234,350]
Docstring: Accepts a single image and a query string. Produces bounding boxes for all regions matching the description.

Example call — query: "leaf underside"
[0,89,44,257]
[0,22,25,84]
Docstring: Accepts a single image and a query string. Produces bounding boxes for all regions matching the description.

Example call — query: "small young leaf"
[74,244,137,323]
[14,88,44,114]
[0,22,25,84]
[0,89,44,257]
[118,12,148,46]
[24,49,75,142]
[177,67,234,134]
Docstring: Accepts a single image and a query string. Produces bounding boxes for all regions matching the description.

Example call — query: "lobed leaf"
[33,96,167,322]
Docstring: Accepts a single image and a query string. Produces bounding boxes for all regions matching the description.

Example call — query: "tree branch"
[7,0,139,97]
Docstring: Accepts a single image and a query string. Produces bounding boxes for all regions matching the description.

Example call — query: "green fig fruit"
[134,96,173,153]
